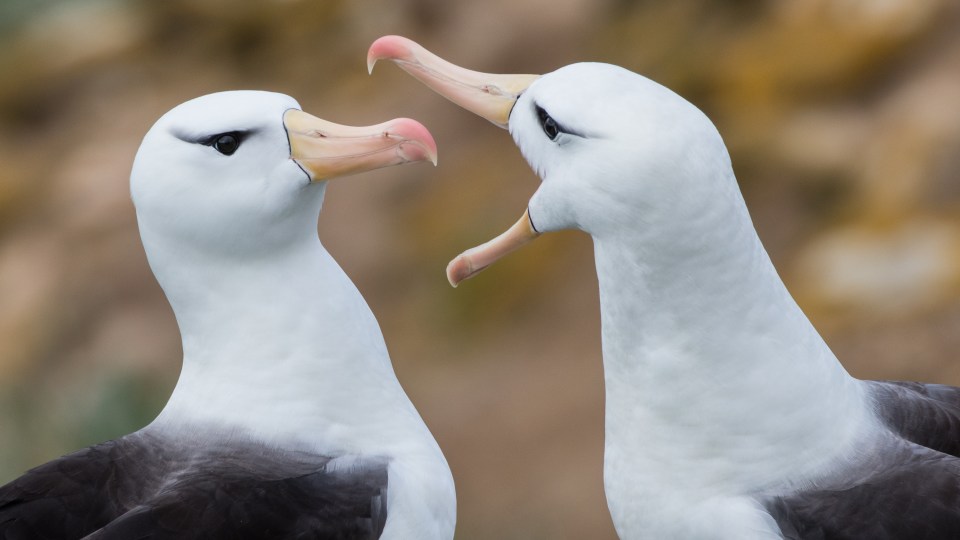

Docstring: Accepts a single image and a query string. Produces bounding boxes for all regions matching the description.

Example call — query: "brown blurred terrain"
[1,0,959,538]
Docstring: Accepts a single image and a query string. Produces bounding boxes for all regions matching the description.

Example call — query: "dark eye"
[536,106,561,141]
[211,133,240,156]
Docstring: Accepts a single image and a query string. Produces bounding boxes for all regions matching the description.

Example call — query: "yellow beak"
[284,109,438,182]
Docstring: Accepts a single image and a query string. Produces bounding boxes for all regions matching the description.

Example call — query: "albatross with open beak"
[369,35,960,540]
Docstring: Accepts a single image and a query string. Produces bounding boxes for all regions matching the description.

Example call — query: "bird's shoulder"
[86,448,390,540]
[868,380,960,457]
[765,437,960,540]
[0,431,390,539]
[0,433,160,539]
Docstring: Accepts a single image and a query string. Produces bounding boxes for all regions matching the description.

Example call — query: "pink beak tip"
[367,35,416,74]
[446,255,471,288]
[388,117,439,165]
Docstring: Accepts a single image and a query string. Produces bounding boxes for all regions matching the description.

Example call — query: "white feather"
[509,65,879,539]
[131,91,455,539]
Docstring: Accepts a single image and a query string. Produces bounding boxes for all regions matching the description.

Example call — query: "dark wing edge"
[85,456,390,540]
[868,380,960,458]
[0,438,147,540]
[1,430,391,540]
[764,442,960,540]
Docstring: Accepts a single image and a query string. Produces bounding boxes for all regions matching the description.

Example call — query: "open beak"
[367,35,539,129]
[284,109,438,182]
[367,35,543,286]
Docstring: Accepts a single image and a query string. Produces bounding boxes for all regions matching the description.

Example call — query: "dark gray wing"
[765,442,960,540]
[764,379,960,540]
[85,459,388,540]
[0,435,163,539]
[869,381,960,458]
[0,431,389,540]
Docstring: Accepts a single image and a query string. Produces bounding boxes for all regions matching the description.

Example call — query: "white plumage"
[370,35,960,540]
[0,91,455,539]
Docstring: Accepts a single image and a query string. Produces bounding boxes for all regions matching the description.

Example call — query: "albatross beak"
[368,35,544,286]
[367,35,540,129]
[284,109,438,182]
[445,210,540,287]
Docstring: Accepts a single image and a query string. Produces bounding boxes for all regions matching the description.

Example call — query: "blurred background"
[1,0,959,537]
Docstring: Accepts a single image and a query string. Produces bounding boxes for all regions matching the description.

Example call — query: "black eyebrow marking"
[533,103,587,139]
[171,129,256,145]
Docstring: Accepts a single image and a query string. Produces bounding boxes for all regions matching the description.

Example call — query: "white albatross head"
[368,36,737,286]
[131,90,437,263]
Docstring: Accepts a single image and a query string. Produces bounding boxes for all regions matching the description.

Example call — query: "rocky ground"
[0,0,958,538]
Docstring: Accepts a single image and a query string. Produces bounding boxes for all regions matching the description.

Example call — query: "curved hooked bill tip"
[445,210,540,287]
[285,110,438,182]
[367,35,540,129]
[367,35,414,75]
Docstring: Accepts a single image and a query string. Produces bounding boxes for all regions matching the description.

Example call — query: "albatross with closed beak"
[0,90,455,540]
[369,35,960,539]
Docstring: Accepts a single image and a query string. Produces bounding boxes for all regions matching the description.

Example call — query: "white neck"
[140,217,456,539]
[592,168,871,531]
[141,218,429,455]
